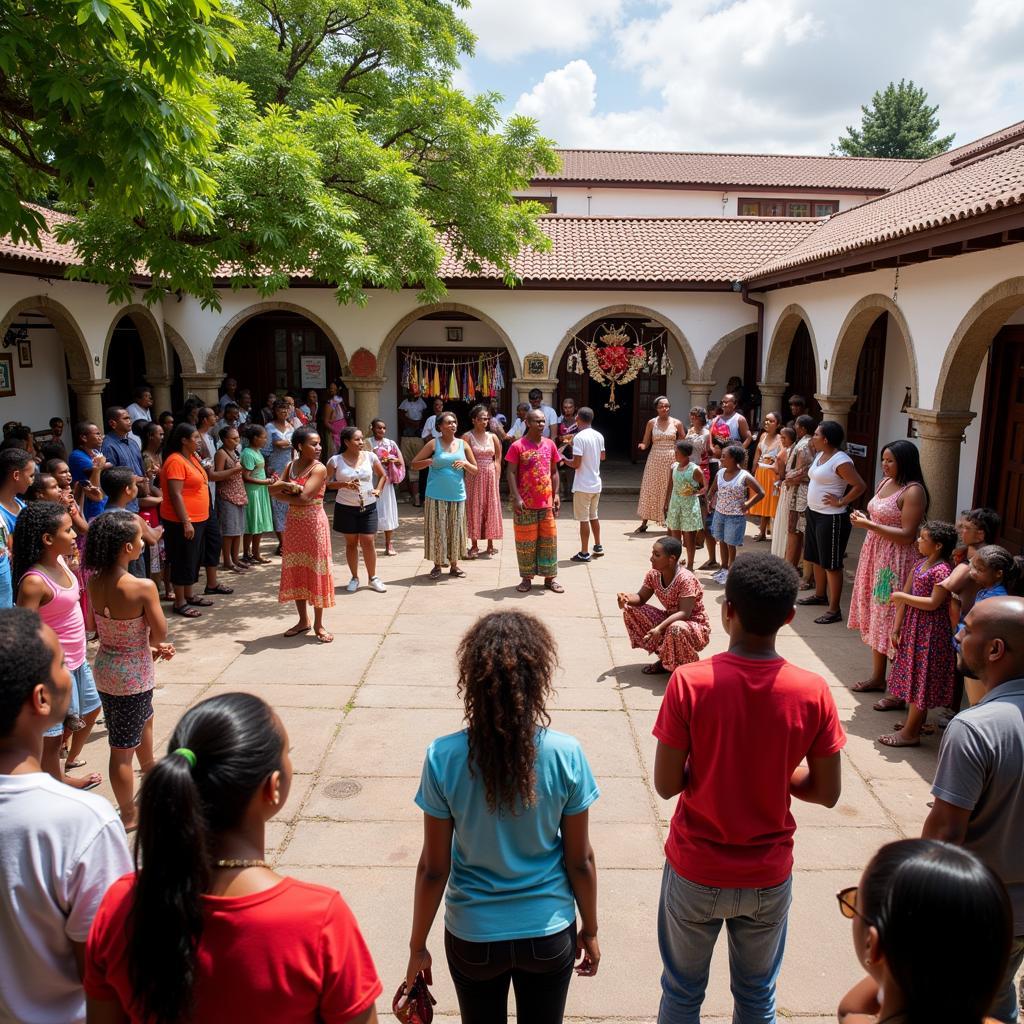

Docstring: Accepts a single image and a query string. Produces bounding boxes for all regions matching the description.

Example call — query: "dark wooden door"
[556,348,589,416]
[632,364,668,463]
[975,328,1024,553]
[782,322,821,421]
[846,314,887,511]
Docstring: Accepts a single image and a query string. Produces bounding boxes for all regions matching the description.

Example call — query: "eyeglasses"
[836,886,868,921]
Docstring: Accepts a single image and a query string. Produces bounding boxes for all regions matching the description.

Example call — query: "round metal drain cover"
[323,779,362,801]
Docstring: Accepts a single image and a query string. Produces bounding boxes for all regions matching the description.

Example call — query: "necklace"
[213,858,270,869]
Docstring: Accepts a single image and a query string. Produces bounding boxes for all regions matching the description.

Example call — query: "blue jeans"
[657,863,792,1024]
[990,935,1024,1023]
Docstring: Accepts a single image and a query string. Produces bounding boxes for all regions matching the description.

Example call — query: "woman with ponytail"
[84,692,382,1023]
[837,838,1010,1024]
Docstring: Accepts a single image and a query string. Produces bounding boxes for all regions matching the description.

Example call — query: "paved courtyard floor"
[75,497,960,1022]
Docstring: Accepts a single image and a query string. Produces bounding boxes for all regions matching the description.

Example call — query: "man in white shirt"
[507,402,530,440]
[124,386,153,440]
[566,406,606,562]
[528,388,558,438]
[0,607,132,1024]
[398,390,428,505]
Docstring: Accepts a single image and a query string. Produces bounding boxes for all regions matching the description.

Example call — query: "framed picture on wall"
[0,354,14,398]
[17,338,32,368]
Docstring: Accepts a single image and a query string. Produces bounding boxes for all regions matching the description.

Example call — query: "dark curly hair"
[458,611,556,814]
[242,423,266,446]
[12,501,67,589]
[0,607,53,739]
[25,473,58,503]
[921,520,958,562]
[84,509,141,572]
[725,552,799,636]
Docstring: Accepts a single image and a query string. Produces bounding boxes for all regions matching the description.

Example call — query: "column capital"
[756,380,788,396]
[815,393,858,416]
[180,373,224,388]
[146,374,173,387]
[681,378,715,389]
[68,378,109,396]
[906,408,976,439]
[341,375,386,392]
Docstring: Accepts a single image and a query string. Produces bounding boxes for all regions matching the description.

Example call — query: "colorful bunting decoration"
[399,350,508,399]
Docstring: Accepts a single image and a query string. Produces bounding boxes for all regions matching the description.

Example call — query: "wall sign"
[0,354,14,398]
[300,355,327,388]
[847,442,868,458]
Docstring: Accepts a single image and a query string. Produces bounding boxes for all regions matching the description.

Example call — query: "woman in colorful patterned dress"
[635,396,685,532]
[848,440,928,706]
[270,427,335,644]
[748,412,783,541]
[369,417,404,556]
[617,537,711,674]
[463,403,503,559]
[878,521,958,748]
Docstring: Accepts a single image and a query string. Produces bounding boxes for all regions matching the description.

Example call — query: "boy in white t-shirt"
[566,407,606,562]
[0,608,132,1024]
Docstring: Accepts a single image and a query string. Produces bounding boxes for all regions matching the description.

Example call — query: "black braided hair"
[83,509,140,572]
[11,501,67,590]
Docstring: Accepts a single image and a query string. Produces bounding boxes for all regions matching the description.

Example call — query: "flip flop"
[65,758,87,769]
[878,733,920,748]
[873,696,906,712]
[449,567,467,578]
[544,579,565,593]
[429,566,443,580]
[315,628,334,644]
[516,580,532,593]
[204,585,234,595]
[642,662,669,675]
[814,611,842,624]
[466,550,479,560]
[172,604,202,618]
[187,596,214,607]
[283,623,311,637]
[850,680,887,693]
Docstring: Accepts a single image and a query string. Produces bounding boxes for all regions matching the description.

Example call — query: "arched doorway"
[701,324,759,423]
[764,304,820,421]
[101,306,169,414]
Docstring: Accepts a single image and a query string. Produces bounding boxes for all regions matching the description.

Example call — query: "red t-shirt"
[653,652,845,888]
[85,875,382,1023]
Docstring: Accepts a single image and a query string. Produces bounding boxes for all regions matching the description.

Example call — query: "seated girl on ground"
[617,537,711,675]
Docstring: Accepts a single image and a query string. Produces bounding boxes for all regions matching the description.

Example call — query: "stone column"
[68,379,109,426]
[682,379,714,410]
[180,374,224,405]
[342,376,386,429]
[512,377,560,407]
[756,381,788,418]
[148,375,173,415]
[908,408,976,522]
[815,394,858,435]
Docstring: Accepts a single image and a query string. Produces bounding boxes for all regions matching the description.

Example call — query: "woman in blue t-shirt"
[403,610,601,1024]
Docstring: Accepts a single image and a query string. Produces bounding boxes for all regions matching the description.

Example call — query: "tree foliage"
[2,0,557,306]
[834,80,954,159]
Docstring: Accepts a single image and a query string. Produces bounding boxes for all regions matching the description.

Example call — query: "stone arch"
[828,294,918,406]
[163,324,198,375]
[551,304,699,380]
[935,276,1024,410]
[700,322,757,382]
[206,301,347,376]
[377,302,523,378]
[102,304,169,381]
[0,295,94,380]
[763,303,819,385]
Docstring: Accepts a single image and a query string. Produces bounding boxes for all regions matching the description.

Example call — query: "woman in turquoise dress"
[240,423,274,563]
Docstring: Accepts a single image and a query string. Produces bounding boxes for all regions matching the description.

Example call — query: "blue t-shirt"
[0,497,24,549]
[101,433,144,513]
[415,727,599,942]
[69,448,107,520]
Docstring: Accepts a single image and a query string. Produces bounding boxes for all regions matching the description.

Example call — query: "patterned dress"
[887,559,955,711]
[637,421,679,523]
[370,437,401,532]
[624,567,711,670]
[666,463,703,533]
[770,446,794,559]
[464,432,503,542]
[278,464,335,608]
[848,482,919,656]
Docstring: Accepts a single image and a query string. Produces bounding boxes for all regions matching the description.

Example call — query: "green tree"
[3,0,557,307]
[834,80,954,159]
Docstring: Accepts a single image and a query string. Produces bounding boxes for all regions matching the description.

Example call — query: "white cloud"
[461,0,623,61]
[507,0,1024,153]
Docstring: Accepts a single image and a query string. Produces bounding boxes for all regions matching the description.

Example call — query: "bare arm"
[459,444,479,475]
[892,568,949,612]
[410,439,436,471]
[209,449,243,483]
[15,573,49,610]
[789,752,841,807]
[561,809,600,976]
[637,418,654,452]
[851,482,926,541]
[737,415,752,448]
[654,739,689,800]
[742,473,765,512]
[403,813,454,995]
[922,797,971,844]
[617,581,655,610]
[837,976,882,1024]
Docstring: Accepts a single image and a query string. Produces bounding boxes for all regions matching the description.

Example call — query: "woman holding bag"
[368,418,404,557]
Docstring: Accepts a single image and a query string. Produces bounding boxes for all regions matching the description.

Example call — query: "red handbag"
[392,972,436,1024]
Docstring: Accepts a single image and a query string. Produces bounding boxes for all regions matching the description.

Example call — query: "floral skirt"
[624,605,711,671]
[279,505,335,608]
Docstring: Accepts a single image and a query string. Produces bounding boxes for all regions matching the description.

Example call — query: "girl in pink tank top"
[13,500,103,790]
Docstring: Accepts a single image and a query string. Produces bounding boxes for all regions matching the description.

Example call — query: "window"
[738,198,839,217]
[515,195,557,213]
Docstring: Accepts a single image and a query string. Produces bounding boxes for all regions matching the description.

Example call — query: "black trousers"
[444,923,576,1024]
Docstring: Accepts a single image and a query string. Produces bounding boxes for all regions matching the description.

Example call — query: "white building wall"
[0,326,71,431]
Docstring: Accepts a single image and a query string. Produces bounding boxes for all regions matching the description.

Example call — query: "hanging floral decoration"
[400,352,505,400]
[566,323,673,411]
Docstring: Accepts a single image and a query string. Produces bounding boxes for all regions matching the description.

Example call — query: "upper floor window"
[515,195,557,213]
[738,198,838,218]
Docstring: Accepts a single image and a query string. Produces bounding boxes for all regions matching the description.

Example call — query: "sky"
[454,0,1024,154]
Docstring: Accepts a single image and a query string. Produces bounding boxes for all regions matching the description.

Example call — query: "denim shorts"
[43,661,101,737]
[711,510,746,547]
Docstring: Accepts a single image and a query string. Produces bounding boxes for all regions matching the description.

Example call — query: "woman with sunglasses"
[836,838,1010,1024]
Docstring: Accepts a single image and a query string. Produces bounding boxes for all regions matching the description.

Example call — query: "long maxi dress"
[278,463,335,608]
[623,567,711,670]
[464,432,503,542]
[370,436,401,533]
[637,421,679,524]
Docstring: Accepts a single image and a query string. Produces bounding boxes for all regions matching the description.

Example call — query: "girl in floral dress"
[636,396,684,531]
[463,403,503,558]
[878,521,958,749]
[617,537,711,674]
[663,440,704,569]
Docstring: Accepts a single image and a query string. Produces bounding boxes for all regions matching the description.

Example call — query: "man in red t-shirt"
[652,551,845,1023]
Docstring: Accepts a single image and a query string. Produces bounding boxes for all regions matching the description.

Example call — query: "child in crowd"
[705,444,764,584]
[215,426,250,573]
[26,472,91,533]
[969,543,1024,599]
[240,423,274,564]
[100,467,163,580]
[879,521,958,748]
[618,537,711,674]
[12,501,103,790]
[663,439,705,570]
[84,510,173,832]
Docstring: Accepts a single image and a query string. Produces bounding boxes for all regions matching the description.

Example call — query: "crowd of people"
[2,372,1024,1024]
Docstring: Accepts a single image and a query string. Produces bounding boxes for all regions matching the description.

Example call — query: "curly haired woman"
[403,610,601,1024]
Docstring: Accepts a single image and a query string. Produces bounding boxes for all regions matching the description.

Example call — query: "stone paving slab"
[65,498,1021,1022]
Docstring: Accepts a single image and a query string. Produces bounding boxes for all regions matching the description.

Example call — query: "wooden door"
[632,364,668,463]
[846,314,887,510]
[975,328,1024,553]
[556,348,589,415]
[782,323,821,421]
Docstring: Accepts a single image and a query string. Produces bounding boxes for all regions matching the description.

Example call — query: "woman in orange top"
[159,423,211,619]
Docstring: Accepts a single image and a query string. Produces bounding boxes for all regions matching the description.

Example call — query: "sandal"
[544,579,565,593]
[187,596,214,607]
[642,662,669,675]
[635,523,649,534]
[315,628,334,644]
[872,696,906,712]
[878,732,920,748]
[65,758,88,770]
[516,580,532,593]
[204,585,234,595]
[851,680,887,693]
[449,566,467,578]
[172,604,202,618]
[429,566,443,580]
[797,594,828,606]
[466,549,479,560]
[698,559,719,571]
[283,623,311,637]
[814,610,842,624]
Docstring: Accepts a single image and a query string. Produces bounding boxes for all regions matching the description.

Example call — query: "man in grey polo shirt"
[923,595,1024,1023]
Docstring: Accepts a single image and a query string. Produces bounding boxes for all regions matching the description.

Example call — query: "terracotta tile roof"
[533,150,920,192]
[891,120,1024,187]
[441,215,820,284]
[746,140,1024,280]
[0,204,77,269]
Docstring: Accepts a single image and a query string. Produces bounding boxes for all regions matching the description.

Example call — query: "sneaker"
[713,569,729,584]
[346,577,359,593]
[369,576,387,593]
[592,545,605,557]
[570,551,592,562]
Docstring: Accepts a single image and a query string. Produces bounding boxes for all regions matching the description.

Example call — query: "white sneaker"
[713,569,729,584]
[369,576,387,593]
[346,577,359,593]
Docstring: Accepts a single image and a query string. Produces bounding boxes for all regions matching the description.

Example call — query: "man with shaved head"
[923,595,1024,1023]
